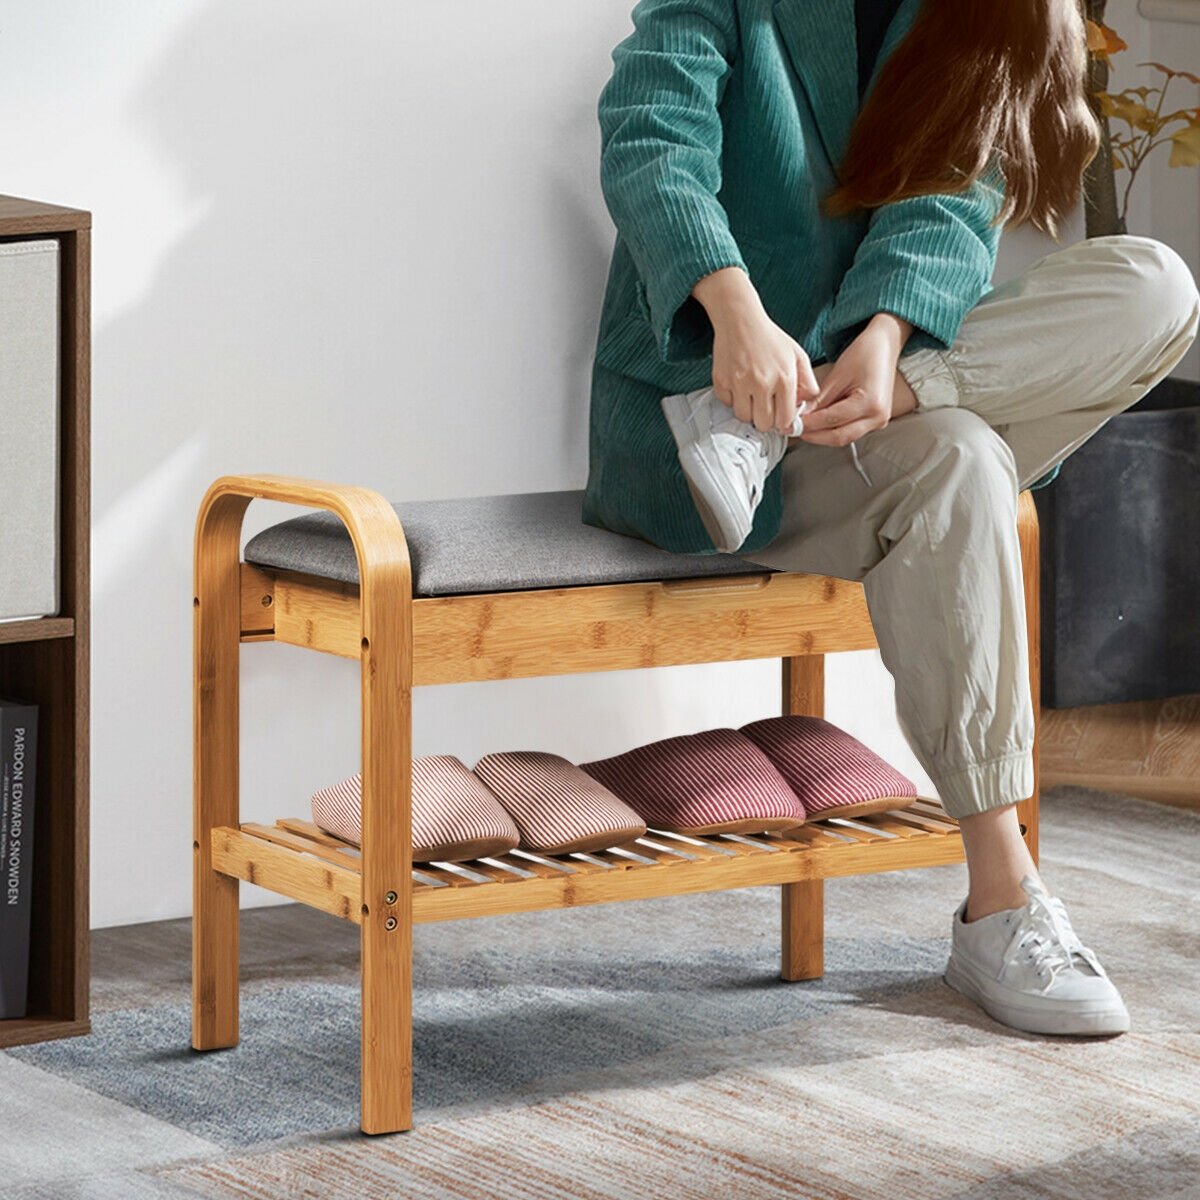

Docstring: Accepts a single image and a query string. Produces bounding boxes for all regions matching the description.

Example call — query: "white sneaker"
[943,874,1130,1036]
[660,386,806,553]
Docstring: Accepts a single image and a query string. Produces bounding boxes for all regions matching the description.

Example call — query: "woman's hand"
[692,266,821,433]
[798,313,917,447]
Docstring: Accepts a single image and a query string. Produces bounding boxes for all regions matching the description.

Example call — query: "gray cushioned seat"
[242,489,781,597]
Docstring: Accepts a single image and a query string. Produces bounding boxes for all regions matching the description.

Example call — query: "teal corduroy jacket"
[582,0,1057,556]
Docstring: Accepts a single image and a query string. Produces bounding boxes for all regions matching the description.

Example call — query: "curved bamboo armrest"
[194,472,412,606]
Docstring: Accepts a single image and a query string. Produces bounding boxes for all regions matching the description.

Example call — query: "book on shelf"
[0,697,37,1019]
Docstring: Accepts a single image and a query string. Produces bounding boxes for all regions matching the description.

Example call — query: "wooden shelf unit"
[0,195,90,1049]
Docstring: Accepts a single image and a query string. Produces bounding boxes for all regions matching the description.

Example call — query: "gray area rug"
[4,786,1199,1199]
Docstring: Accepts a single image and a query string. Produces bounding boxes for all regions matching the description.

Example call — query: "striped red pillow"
[310,754,520,862]
[739,716,918,818]
[473,751,647,854]
[578,728,805,835]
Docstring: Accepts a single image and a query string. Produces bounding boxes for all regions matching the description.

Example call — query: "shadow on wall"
[88,0,671,925]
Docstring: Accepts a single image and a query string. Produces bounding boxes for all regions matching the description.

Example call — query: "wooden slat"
[906,814,959,833]
[276,817,357,849]
[764,829,825,851]
[210,827,361,922]
[448,859,527,884]
[591,847,659,870]
[417,863,488,888]
[908,798,955,819]
[560,853,612,875]
[475,856,537,880]
[501,850,578,878]
[857,816,924,840]
[779,825,849,847]
[643,830,734,860]
[411,870,449,890]
[874,810,947,835]
[712,835,774,856]
[722,833,783,852]
[242,822,363,871]
[905,805,961,832]
[818,819,890,844]
[627,839,698,864]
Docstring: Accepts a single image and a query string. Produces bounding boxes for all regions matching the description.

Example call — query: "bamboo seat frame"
[192,473,1041,1136]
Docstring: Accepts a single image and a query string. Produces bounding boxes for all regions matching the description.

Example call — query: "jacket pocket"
[595,237,776,387]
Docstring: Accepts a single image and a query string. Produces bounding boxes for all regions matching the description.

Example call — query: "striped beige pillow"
[473,750,647,855]
[579,728,806,835]
[740,716,918,818]
[310,754,520,862]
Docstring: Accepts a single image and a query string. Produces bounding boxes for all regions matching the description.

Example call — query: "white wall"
[1142,1,1200,382]
[0,2,1192,928]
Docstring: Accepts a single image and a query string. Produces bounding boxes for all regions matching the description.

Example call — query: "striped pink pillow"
[310,754,520,862]
[473,751,647,854]
[739,716,918,818]
[578,728,805,835]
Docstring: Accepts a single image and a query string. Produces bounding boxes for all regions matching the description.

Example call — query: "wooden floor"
[1041,693,1200,810]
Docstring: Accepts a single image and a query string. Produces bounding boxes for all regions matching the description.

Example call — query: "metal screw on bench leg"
[384,916,398,931]
[385,891,397,905]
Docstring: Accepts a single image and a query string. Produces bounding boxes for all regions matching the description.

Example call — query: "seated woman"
[583,0,1200,1037]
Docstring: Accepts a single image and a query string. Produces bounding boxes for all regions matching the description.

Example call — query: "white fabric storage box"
[0,238,59,621]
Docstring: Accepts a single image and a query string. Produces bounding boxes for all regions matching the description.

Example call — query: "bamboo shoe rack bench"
[192,474,1041,1136]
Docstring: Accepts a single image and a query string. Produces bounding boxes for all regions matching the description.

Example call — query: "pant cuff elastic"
[930,749,1035,819]
[897,347,961,411]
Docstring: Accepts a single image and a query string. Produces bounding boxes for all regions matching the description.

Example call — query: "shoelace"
[1002,890,1096,992]
[848,441,874,488]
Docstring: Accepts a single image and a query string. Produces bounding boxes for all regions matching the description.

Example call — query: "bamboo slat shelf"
[214,799,976,926]
[193,474,1041,1136]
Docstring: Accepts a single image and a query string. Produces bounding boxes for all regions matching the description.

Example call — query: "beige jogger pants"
[734,234,1200,819]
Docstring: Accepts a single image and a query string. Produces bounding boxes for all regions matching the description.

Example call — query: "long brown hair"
[823,0,1099,239]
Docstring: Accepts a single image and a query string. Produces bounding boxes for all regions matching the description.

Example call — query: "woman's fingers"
[799,386,891,446]
[707,315,819,433]
[733,375,800,432]
[800,386,872,430]
[796,351,821,413]
[800,415,879,447]
[808,367,856,415]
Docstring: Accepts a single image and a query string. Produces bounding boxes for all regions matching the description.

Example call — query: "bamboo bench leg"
[781,878,824,981]
[780,653,825,982]
[193,496,246,1050]
[359,617,414,1135]
[361,909,413,1134]
[1016,490,1041,868]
